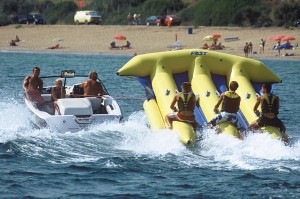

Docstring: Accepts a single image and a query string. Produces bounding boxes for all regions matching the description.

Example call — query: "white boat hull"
[25,95,122,133]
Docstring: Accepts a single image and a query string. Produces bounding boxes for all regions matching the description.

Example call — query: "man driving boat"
[82,70,104,96]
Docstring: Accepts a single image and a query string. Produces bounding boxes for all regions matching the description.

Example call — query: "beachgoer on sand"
[248,41,253,54]
[48,44,59,49]
[122,41,131,49]
[259,39,265,54]
[244,42,249,57]
[9,40,17,46]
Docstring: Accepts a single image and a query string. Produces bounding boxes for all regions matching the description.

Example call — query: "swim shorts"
[257,116,286,133]
[210,111,241,130]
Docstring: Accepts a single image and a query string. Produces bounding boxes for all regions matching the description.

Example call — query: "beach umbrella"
[53,37,63,43]
[203,35,215,41]
[212,34,221,38]
[269,35,285,41]
[114,34,127,40]
[281,35,296,41]
[267,36,275,41]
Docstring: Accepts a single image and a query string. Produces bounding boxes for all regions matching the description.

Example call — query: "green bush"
[15,24,22,29]
[274,0,300,27]
[62,12,76,24]
[44,1,77,24]
[2,0,33,15]
[0,14,10,26]
[0,0,300,27]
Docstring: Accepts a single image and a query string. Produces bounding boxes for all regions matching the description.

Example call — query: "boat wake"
[0,100,299,171]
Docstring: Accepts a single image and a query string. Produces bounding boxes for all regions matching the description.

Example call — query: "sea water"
[0,51,299,198]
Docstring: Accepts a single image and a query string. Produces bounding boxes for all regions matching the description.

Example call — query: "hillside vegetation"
[0,0,299,27]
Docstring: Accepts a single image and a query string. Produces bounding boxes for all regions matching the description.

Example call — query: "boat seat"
[42,94,52,102]
[86,97,105,114]
[56,98,92,115]
[43,102,55,115]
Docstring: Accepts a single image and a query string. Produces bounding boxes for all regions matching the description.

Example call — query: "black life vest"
[177,92,195,112]
[261,94,279,115]
[221,91,240,113]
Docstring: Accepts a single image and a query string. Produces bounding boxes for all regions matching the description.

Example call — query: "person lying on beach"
[9,40,17,46]
[283,53,294,56]
[47,44,59,49]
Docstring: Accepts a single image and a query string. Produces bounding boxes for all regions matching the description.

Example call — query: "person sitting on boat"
[23,66,45,108]
[165,82,198,131]
[207,81,243,139]
[248,83,288,143]
[51,78,65,108]
[82,70,104,96]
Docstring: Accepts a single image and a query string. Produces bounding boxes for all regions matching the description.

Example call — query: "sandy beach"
[0,24,299,59]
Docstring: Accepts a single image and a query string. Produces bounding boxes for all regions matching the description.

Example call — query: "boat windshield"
[64,76,87,86]
[42,75,107,92]
[42,76,87,87]
[41,70,108,94]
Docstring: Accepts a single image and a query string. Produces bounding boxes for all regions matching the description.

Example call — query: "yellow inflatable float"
[117,49,284,144]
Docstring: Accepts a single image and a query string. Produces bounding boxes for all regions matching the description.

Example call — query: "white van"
[74,10,102,25]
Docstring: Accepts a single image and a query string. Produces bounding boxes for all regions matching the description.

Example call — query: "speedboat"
[25,70,123,132]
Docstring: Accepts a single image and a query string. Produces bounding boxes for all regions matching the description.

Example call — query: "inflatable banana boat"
[117,49,283,144]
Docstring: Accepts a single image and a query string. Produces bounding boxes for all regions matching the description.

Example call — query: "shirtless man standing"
[82,71,104,96]
[23,66,44,106]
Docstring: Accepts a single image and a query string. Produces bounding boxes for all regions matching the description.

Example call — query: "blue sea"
[0,51,299,198]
